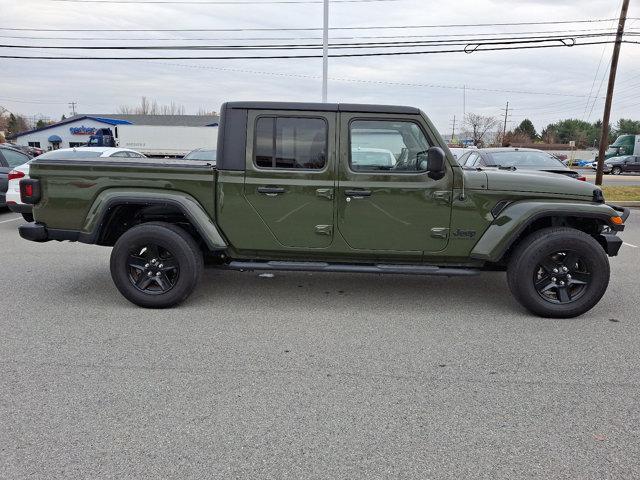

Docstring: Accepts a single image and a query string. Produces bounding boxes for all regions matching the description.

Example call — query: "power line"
[148,62,602,98]
[0,27,624,41]
[51,0,403,2]
[0,96,71,105]
[0,39,619,59]
[0,18,633,32]
[0,32,619,50]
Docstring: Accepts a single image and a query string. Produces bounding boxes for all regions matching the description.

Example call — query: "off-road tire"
[611,166,622,175]
[507,227,610,318]
[110,221,203,308]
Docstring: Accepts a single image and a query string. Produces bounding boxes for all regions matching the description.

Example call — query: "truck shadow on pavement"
[188,269,520,316]
[61,267,519,316]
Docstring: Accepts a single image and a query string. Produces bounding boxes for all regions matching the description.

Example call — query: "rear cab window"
[254,116,327,170]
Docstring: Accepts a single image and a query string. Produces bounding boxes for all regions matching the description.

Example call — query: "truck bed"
[29,156,217,231]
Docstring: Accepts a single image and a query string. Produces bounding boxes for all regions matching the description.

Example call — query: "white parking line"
[0,217,21,224]
[623,242,639,248]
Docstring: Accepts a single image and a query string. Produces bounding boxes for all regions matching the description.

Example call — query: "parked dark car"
[591,155,640,175]
[457,148,586,181]
[0,144,32,208]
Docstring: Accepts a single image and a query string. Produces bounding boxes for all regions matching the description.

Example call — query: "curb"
[608,201,640,207]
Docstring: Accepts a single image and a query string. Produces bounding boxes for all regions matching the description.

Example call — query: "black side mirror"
[420,147,446,180]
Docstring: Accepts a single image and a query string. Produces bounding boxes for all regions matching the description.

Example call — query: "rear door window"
[254,116,327,170]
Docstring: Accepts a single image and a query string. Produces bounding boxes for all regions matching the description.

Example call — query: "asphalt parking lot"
[1,208,639,479]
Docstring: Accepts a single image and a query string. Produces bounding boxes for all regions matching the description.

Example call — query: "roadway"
[1,209,639,479]
[577,169,640,186]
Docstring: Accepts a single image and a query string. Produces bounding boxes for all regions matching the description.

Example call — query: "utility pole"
[69,101,77,116]
[462,85,466,119]
[595,0,630,186]
[502,101,510,144]
[321,0,329,103]
[450,115,456,142]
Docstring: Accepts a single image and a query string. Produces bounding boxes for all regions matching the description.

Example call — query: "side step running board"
[226,260,480,276]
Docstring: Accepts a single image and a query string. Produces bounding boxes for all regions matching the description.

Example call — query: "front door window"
[350,120,430,172]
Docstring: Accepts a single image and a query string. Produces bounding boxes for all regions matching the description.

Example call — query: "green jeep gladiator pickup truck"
[18,102,629,317]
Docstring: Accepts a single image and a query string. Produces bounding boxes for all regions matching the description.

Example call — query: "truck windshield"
[487,151,562,168]
[605,147,620,156]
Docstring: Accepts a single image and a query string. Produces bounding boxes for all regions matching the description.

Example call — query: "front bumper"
[596,233,623,256]
[608,203,631,225]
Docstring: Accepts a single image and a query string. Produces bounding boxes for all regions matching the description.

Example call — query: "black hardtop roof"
[223,101,421,115]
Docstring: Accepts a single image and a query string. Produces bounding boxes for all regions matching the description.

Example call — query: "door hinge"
[315,225,333,236]
[316,188,334,200]
[430,227,449,239]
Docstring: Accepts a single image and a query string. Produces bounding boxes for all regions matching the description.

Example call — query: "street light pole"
[595,0,630,186]
[322,0,329,103]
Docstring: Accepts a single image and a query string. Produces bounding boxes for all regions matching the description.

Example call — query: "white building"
[9,114,219,151]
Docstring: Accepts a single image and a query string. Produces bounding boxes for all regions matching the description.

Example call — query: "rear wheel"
[611,166,622,175]
[110,222,203,308]
[507,227,610,318]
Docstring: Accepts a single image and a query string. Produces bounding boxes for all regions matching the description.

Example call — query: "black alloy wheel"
[127,243,180,294]
[507,227,610,318]
[110,221,203,308]
[533,250,590,304]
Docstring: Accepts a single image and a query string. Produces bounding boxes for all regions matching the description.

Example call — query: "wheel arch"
[470,200,622,264]
[80,188,228,251]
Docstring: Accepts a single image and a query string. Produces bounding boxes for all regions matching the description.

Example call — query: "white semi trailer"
[89,125,217,157]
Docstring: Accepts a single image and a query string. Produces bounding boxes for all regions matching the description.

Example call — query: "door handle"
[344,189,371,198]
[257,186,285,196]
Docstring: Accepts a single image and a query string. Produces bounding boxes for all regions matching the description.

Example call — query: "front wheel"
[507,227,610,318]
[611,166,622,175]
[110,222,203,308]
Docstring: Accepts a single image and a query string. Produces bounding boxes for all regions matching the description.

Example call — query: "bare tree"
[118,97,185,115]
[118,105,134,114]
[463,113,500,147]
[159,101,185,115]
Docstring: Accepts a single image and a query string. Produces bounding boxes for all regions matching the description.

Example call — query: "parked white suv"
[6,147,146,221]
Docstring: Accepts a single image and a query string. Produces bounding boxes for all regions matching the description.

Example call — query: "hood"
[480,169,597,198]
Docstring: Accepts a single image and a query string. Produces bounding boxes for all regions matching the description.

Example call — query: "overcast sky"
[1,0,639,134]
